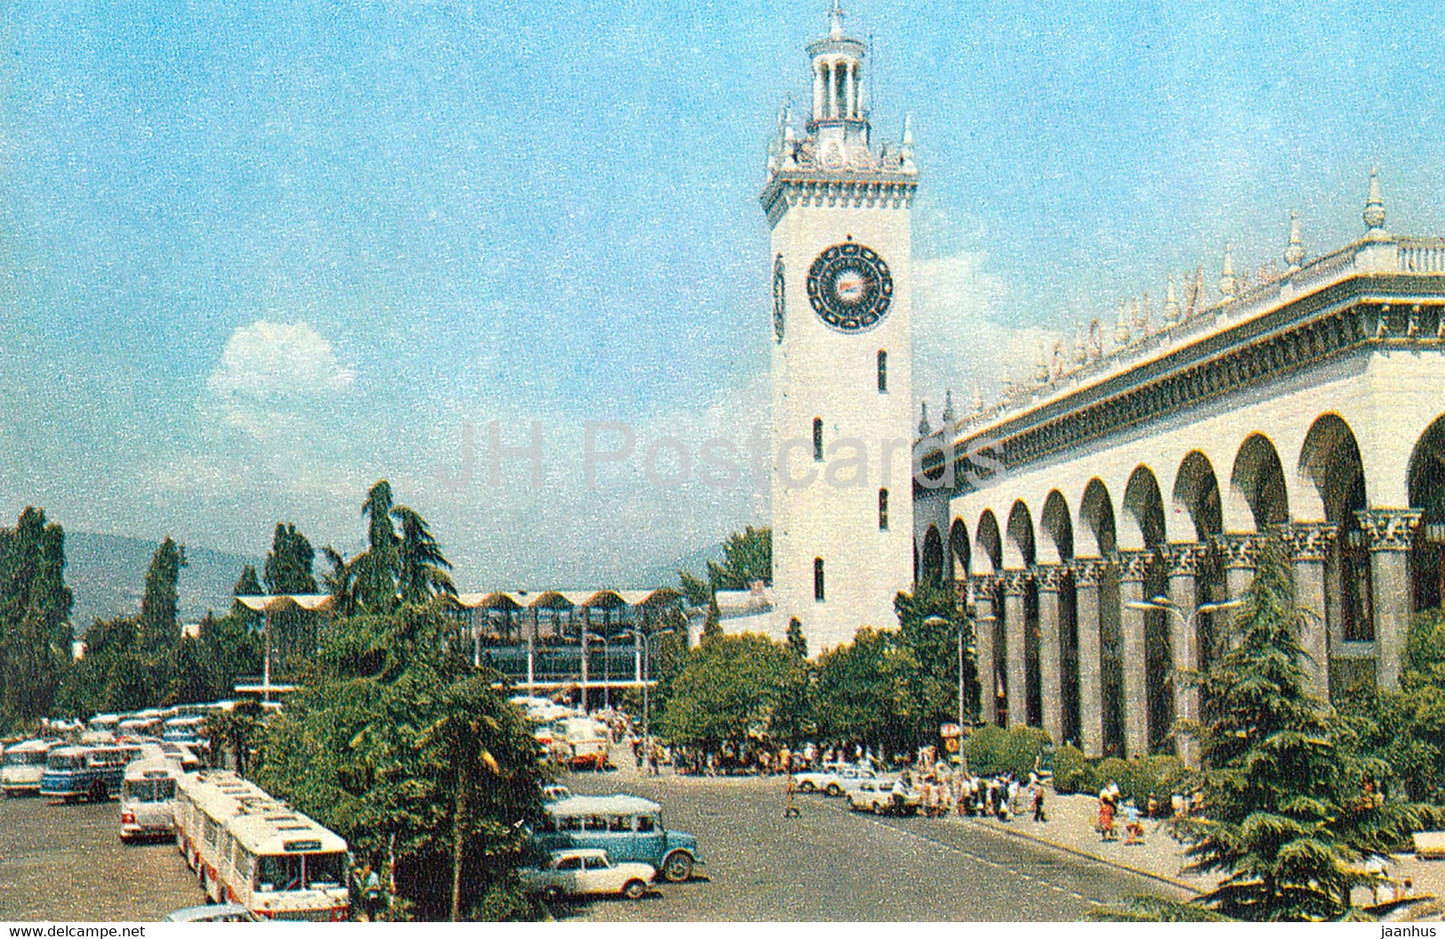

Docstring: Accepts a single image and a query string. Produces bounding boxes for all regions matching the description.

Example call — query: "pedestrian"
[1098,789,1117,842]
[356,862,382,921]
[784,773,801,818]
[1123,800,1144,845]
[1032,784,1046,823]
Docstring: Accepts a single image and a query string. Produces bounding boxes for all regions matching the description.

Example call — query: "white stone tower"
[760,1,918,656]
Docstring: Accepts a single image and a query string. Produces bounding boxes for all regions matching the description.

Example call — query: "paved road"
[0,795,199,922]
[564,765,1184,922]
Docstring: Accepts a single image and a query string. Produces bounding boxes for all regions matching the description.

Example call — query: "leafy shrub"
[1052,744,1096,794]
[1092,754,1188,804]
[965,724,1053,778]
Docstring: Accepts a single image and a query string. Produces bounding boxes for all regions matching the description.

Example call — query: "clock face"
[773,255,785,343]
[806,242,892,332]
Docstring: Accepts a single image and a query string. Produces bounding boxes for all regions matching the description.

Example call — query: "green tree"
[257,605,543,920]
[895,581,974,728]
[263,523,317,594]
[706,525,771,590]
[658,633,801,749]
[393,506,456,604]
[140,537,186,654]
[319,546,358,618]
[785,617,808,659]
[677,569,710,607]
[0,507,74,729]
[700,593,722,641]
[1174,539,1437,920]
[813,627,925,755]
[354,480,402,612]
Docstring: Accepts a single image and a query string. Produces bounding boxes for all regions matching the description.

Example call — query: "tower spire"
[1363,167,1387,238]
[829,0,845,39]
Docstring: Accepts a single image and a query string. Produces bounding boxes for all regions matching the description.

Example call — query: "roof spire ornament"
[1284,210,1305,271]
[1073,324,1089,364]
[1162,275,1181,323]
[970,380,984,413]
[829,0,845,39]
[1218,242,1237,298]
[941,389,956,424]
[1363,167,1387,238]
[1114,300,1131,347]
[918,401,930,436]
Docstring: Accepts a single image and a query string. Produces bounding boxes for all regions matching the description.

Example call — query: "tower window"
[814,557,825,602]
[813,417,823,462]
[878,488,889,530]
[877,350,887,393]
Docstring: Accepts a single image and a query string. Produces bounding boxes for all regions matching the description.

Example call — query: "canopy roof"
[234,594,334,613]
[448,588,680,611]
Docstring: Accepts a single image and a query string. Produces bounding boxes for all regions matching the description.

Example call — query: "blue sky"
[1,0,1443,589]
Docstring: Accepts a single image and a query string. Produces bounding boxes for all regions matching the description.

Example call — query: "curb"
[966,816,1202,894]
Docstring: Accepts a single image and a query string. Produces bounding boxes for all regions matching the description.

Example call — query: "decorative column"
[1167,545,1203,767]
[813,62,825,120]
[1003,572,1029,728]
[1286,523,1336,698]
[1220,533,1260,604]
[971,575,1000,726]
[1036,565,1066,746]
[1357,509,1421,690]
[1117,550,1150,759]
[844,62,856,118]
[1071,559,1104,757]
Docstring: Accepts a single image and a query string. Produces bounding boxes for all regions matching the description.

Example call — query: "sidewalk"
[962,791,1215,894]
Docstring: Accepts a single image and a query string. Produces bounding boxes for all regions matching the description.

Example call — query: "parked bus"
[39,744,139,803]
[1,739,60,797]
[533,793,702,882]
[174,771,349,921]
[162,716,206,745]
[119,757,184,842]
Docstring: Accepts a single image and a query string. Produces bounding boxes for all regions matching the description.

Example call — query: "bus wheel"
[88,781,107,803]
[662,851,693,883]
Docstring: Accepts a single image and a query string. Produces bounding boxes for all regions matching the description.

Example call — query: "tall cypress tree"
[0,507,73,727]
[140,537,186,654]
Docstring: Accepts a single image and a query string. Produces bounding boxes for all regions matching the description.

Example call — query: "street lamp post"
[584,632,609,711]
[617,626,675,765]
[1123,594,1243,758]
[924,615,972,776]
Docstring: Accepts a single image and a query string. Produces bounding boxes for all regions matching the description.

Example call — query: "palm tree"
[319,546,357,617]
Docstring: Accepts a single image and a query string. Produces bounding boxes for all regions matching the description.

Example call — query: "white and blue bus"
[533,793,702,882]
[39,744,139,803]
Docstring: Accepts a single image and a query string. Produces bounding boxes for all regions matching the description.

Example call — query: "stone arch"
[949,518,970,581]
[1121,465,1167,550]
[1078,478,1117,557]
[1172,450,1223,540]
[1078,477,1123,755]
[922,525,945,586]
[1041,489,1080,744]
[1409,413,1445,612]
[1301,414,1374,646]
[1005,500,1036,569]
[1040,490,1074,564]
[976,509,1002,574]
[1228,433,1290,530]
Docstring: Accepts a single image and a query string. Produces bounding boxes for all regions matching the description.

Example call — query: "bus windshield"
[255,852,347,892]
[123,778,176,802]
[47,755,83,771]
[5,750,45,767]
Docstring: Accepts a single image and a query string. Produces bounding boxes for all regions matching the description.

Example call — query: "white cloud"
[207,320,355,400]
[912,250,1063,413]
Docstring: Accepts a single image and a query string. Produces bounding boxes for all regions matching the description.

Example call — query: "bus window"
[305,852,346,889]
[536,816,557,833]
[609,815,631,832]
[205,817,220,847]
[256,854,303,892]
[635,816,656,833]
[558,816,582,832]
[584,816,609,832]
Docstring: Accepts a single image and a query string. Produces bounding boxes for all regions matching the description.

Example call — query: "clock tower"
[761,2,918,655]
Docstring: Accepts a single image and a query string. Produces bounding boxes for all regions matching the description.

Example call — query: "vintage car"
[519,848,655,901]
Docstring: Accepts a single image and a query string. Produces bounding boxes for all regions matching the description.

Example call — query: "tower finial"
[918,400,930,436]
[1363,167,1387,237]
[941,389,955,424]
[1283,209,1305,272]
[829,0,845,39]
[1163,275,1181,323]
[1218,242,1237,298]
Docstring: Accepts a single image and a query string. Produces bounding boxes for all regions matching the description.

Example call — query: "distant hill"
[63,531,261,634]
[635,542,727,590]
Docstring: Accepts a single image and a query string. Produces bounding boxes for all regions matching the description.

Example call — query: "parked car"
[541,784,573,802]
[848,777,921,816]
[162,903,260,923]
[519,848,655,901]
[794,763,877,797]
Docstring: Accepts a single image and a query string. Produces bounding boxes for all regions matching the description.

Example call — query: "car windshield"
[123,778,175,802]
